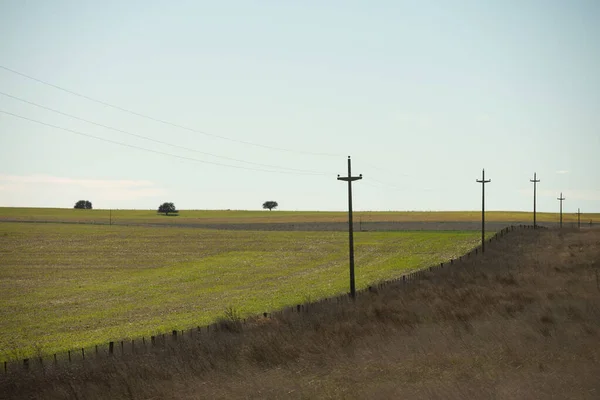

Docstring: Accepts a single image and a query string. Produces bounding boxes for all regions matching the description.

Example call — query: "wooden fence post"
[109,341,114,355]
[95,345,98,357]
[81,348,85,360]
[68,351,71,363]
[23,359,29,370]
[172,330,178,341]
[151,336,155,346]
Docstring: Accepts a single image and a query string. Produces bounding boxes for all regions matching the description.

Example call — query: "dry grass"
[1,228,599,399]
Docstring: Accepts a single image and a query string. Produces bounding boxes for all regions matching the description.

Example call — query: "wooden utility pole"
[337,156,362,298]
[557,193,565,228]
[530,172,540,228]
[476,169,491,253]
[109,209,112,226]
[577,208,581,229]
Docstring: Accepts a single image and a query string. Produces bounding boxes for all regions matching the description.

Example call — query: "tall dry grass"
[1,228,599,399]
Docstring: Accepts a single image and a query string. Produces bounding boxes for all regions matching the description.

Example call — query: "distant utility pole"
[577,208,581,229]
[109,209,112,226]
[476,169,491,253]
[337,156,362,299]
[530,172,540,228]
[557,193,565,228]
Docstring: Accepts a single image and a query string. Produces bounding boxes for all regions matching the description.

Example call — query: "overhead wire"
[0,65,344,158]
[0,110,328,176]
[0,91,328,175]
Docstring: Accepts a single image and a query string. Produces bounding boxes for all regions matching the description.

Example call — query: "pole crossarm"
[337,176,363,182]
[337,156,362,299]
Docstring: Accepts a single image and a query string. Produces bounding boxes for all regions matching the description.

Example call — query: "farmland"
[0,221,487,360]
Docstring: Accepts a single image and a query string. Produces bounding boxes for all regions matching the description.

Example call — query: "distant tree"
[74,200,92,210]
[262,201,278,211]
[158,202,178,216]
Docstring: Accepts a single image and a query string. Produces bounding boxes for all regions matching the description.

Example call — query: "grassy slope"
[1,228,598,399]
[0,222,484,359]
[1,207,597,224]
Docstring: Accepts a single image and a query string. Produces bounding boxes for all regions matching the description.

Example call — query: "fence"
[2,224,546,374]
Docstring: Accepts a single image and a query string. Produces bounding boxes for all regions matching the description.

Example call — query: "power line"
[0,65,343,158]
[0,91,326,175]
[0,110,327,176]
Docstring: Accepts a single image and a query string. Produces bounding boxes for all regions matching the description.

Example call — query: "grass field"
[0,222,487,360]
[1,207,597,225]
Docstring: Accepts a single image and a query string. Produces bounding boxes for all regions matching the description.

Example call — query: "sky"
[0,0,599,212]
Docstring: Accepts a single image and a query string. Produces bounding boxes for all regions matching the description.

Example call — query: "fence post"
[23,359,29,370]
[172,330,178,341]
[68,351,71,363]
[4,361,6,373]
[151,336,155,346]
[109,341,114,355]
[81,348,85,360]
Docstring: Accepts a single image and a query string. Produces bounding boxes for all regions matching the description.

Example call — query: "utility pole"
[530,172,540,228]
[109,209,112,226]
[337,156,362,299]
[557,193,565,228]
[577,208,581,229]
[476,169,491,253]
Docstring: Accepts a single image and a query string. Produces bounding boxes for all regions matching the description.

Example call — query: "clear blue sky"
[1,1,598,212]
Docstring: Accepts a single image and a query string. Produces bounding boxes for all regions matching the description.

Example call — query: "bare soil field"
[2,227,598,399]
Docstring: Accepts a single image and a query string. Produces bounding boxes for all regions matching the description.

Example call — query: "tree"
[158,202,178,216]
[74,200,92,209]
[262,201,278,211]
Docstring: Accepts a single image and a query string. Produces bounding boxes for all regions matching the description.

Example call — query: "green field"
[1,207,597,225]
[0,222,488,360]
